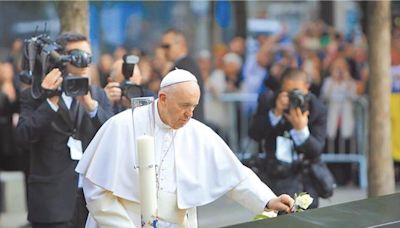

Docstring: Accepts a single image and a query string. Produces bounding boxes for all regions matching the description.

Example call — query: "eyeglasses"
[160,43,171,49]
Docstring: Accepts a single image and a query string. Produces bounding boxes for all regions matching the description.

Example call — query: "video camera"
[287,89,308,113]
[19,33,91,99]
[120,54,145,99]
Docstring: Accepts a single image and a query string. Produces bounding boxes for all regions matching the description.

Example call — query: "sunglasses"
[160,43,171,49]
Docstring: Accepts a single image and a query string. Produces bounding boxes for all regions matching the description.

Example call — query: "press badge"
[68,136,83,160]
[276,136,294,163]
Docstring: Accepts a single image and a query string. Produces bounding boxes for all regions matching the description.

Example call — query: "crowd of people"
[0,18,399,227]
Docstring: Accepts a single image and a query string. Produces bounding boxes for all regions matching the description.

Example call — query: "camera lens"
[288,89,307,112]
[68,49,92,68]
[66,80,78,92]
[62,76,89,97]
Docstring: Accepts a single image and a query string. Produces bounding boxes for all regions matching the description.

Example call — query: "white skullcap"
[160,69,198,89]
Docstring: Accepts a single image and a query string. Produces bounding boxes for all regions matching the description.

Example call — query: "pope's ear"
[159,92,167,104]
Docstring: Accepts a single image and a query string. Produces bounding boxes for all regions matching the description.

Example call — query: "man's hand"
[120,96,131,109]
[42,69,63,106]
[0,62,14,84]
[104,82,122,104]
[0,63,16,103]
[274,91,289,116]
[77,92,98,112]
[2,82,17,103]
[284,108,309,130]
[41,68,63,91]
[266,194,294,213]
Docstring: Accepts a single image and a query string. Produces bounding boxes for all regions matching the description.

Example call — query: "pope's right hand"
[266,194,294,213]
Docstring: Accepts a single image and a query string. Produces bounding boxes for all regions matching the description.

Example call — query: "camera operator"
[104,57,155,114]
[249,68,327,208]
[16,32,113,228]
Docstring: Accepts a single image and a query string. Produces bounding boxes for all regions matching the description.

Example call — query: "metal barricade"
[321,96,368,188]
[218,93,258,156]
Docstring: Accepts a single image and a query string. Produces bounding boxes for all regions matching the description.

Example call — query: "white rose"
[295,194,314,209]
[261,211,277,218]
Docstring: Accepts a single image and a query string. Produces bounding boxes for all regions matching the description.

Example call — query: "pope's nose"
[184,108,194,119]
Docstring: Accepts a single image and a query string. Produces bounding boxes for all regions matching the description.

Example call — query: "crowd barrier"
[321,96,368,188]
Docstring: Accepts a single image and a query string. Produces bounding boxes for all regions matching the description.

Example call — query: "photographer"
[16,32,113,228]
[104,57,155,114]
[249,68,327,208]
[0,62,18,168]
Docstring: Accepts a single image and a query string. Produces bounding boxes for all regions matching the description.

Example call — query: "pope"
[76,69,294,227]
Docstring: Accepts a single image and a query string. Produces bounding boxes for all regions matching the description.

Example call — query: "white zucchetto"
[160,69,197,89]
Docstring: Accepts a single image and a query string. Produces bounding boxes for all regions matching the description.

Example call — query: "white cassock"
[76,99,276,228]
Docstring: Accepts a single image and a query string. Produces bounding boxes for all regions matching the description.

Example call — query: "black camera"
[62,75,89,97]
[120,55,145,99]
[287,89,308,112]
[19,34,91,98]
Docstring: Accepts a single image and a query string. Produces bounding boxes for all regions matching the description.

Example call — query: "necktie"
[69,98,78,121]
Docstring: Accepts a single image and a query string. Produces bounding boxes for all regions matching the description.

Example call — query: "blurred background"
[0,1,382,61]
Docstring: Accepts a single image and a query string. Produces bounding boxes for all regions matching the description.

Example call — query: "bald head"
[164,29,186,44]
[161,29,188,61]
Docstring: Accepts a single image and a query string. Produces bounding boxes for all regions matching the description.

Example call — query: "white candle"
[137,135,158,227]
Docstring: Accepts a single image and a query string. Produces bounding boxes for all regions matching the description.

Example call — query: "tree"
[367,0,395,197]
[57,1,89,37]
[319,1,334,26]
[233,1,247,38]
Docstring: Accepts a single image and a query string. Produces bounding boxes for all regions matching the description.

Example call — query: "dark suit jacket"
[16,86,113,223]
[249,91,327,206]
[0,91,19,157]
[173,56,204,122]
